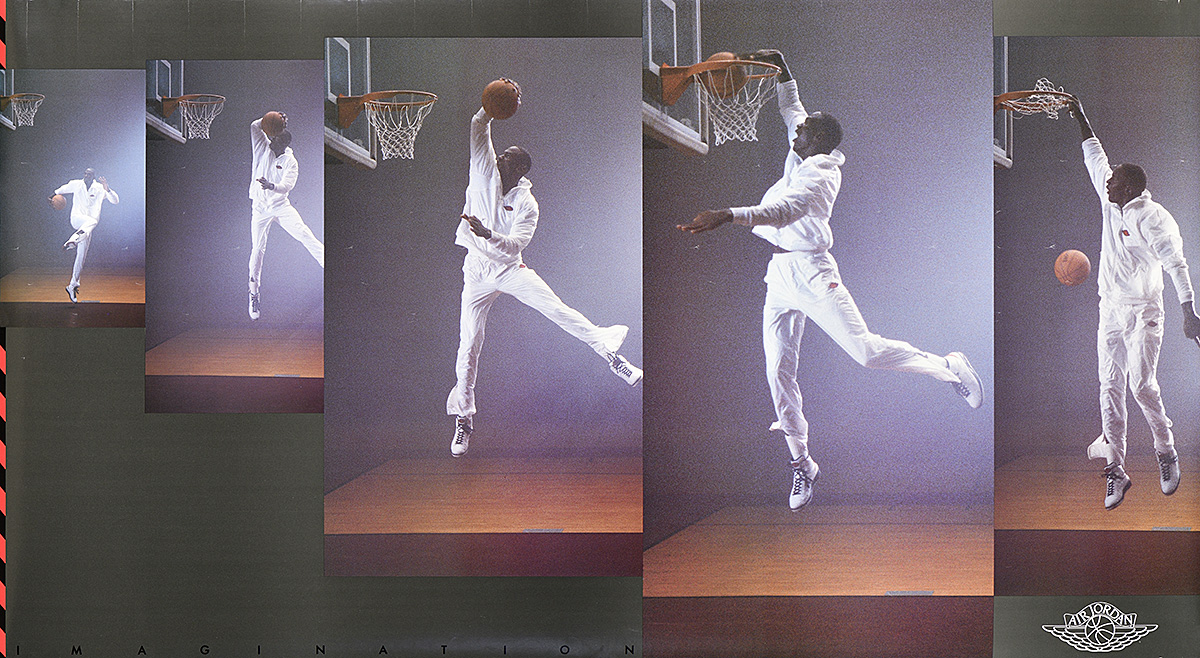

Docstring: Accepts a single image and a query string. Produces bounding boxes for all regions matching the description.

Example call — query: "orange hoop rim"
[337,90,437,129]
[0,92,45,111]
[658,59,782,106]
[163,93,225,118]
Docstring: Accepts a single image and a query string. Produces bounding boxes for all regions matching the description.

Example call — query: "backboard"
[325,37,376,169]
[643,0,707,156]
[147,59,186,144]
[0,69,15,130]
[994,37,1013,169]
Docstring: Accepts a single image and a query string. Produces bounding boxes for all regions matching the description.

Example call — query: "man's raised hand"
[462,214,492,239]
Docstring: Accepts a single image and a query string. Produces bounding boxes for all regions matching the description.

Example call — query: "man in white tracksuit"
[52,168,119,303]
[1067,98,1200,510]
[248,113,325,320]
[678,50,984,511]
[447,95,643,457]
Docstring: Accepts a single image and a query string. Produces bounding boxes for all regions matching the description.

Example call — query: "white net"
[1003,78,1072,119]
[179,95,225,140]
[365,93,437,160]
[694,64,779,146]
[9,93,45,127]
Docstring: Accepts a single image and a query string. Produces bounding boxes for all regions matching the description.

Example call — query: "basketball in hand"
[482,79,521,120]
[50,194,67,210]
[262,111,286,137]
[1055,249,1091,286]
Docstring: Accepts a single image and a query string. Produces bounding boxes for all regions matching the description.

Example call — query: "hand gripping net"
[3,93,45,127]
[364,92,437,160]
[694,62,780,146]
[996,78,1073,119]
[177,95,225,139]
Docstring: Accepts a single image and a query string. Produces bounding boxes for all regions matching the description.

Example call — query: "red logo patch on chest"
[1121,229,1130,236]
[503,205,513,211]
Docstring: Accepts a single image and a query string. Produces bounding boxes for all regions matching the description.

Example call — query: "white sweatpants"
[65,214,100,287]
[1096,298,1173,465]
[446,254,628,418]
[763,251,958,458]
[249,204,324,293]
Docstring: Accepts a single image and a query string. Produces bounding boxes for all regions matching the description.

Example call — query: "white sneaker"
[248,292,260,320]
[65,284,79,303]
[609,354,643,386]
[1104,463,1132,510]
[946,352,983,409]
[1157,449,1180,496]
[450,418,472,457]
[789,456,819,511]
[63,229,84,250]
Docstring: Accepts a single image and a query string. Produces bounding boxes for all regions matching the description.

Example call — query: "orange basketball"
[1055,249,1091,286]
[700,51,748,99]
[482,79,521,120]
[262,111,285,136]
[50,194,67,210]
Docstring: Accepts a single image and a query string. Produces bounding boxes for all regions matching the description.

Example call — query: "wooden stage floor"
[995,453,1200,595]
[645,503,993,597]
[324,457,642,576]
[0,267,145,327]
[145,326,323,412]
[643,503,993,657]
[996,453,1199,530]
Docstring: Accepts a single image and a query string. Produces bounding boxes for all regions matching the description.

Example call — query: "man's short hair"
[1117,163,1147,195]
[512,147,532,175]
[810,112,843,153]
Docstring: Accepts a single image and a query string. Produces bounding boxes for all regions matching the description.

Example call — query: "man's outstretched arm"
[677,209,733,234]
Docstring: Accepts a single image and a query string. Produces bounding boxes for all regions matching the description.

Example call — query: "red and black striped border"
[1,1,7,69]
[1,327,7,657]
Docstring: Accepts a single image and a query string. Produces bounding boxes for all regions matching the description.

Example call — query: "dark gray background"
[146,60,325,348]
[644,0,996,545]
[0,69,146,278]
[2,0,640,67]
[324,38,643,490]
[995,38,1200,465]
[7,328,641,655]
[994,596,1200,657]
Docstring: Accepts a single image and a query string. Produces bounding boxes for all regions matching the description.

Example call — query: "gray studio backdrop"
[996,37,1200,465]
[0,69,146,279]
[644,0,995,543]
[146,60,325,348]
[325,38,644,489]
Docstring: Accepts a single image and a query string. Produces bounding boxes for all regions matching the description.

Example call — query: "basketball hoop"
[994,78,1074,119]
[163,94,226,140]
[659,59,781,146]
[1,93,46,127]
[338,90,437,160]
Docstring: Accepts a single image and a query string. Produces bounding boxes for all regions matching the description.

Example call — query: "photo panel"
[642,0,995,654]
[994,35,1200,594]
[322,37,644,576]
[0,69,146,327]
[144,60,325,413]
[993,0,1200,652]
